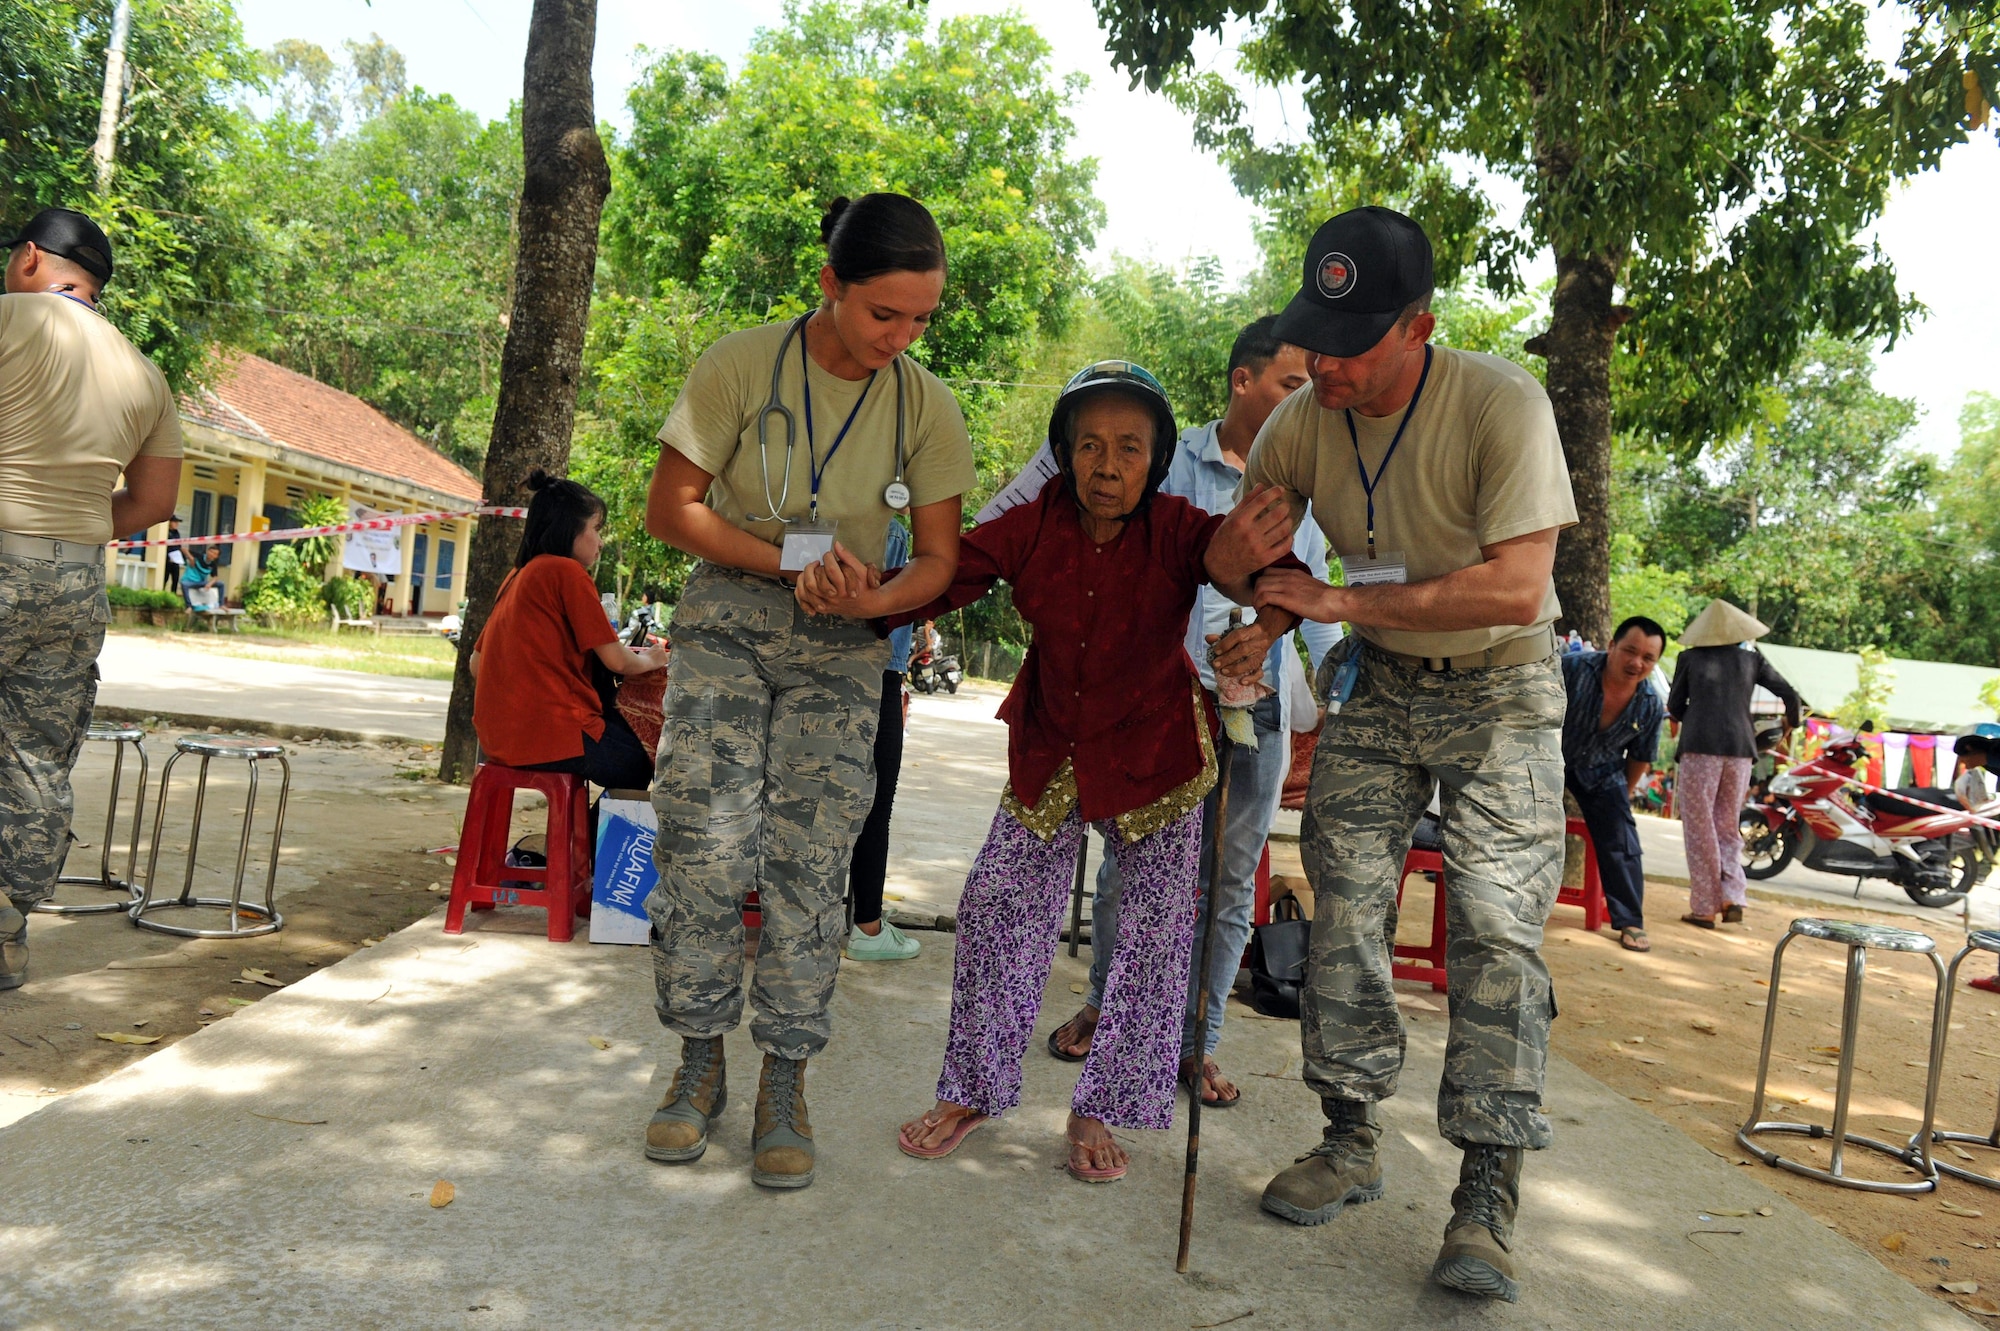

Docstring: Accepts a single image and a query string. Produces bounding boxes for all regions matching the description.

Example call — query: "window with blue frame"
[435,538,455,591]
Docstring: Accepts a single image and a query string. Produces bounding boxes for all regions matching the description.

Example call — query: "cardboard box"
[590,797,658,945]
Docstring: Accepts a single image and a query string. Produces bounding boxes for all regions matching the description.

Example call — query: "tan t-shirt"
[0,293,182,544]
[656,318,976,569]
[1244,346,1576,659]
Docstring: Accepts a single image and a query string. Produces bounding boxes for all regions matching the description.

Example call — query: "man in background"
[0,207,181,987]
[1560,616,1667,953]
[1048,315,1342,1110]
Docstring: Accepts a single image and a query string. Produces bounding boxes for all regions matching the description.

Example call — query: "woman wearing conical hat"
[1666,600,1804,927]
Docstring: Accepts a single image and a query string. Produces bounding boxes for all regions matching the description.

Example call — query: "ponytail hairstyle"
[819,193,946,285]
[513,468,607,569]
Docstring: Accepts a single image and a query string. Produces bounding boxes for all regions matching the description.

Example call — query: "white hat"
[1679,599,1769,649]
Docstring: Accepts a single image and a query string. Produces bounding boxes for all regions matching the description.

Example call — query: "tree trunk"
[439,0,609,784]
[1530,250,1625,647]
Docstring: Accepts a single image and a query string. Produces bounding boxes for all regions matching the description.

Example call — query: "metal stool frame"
[1910,930,2000,1188]
[133,737,290,939]
[38,726,148,916]
[1737,917,1946,1194]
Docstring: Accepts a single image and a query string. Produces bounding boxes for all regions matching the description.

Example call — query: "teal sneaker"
[844,919,921,961]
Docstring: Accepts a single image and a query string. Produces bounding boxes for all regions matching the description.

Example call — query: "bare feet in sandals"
[1065,1112,1128,1182]
[898,1100,988,1159]
[1178,1053,1241,1107]
[1047,1005,1099,1062]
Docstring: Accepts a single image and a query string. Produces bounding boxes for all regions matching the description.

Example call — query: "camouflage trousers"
[648,563,887,1062]
[0,554,109,911]
[1299,638,1566,1150]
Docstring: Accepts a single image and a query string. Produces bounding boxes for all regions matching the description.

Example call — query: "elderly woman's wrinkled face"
[1069,395,1155,525]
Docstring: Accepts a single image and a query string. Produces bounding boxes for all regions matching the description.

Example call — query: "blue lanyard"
[1344,344,1433,559]
[800,327,875,524]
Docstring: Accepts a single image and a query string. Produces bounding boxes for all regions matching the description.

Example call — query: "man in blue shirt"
[1560,616,1667,952]
[1049,316,1343,1107]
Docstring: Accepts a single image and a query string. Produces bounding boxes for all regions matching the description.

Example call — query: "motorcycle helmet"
[1046,360,1178,519]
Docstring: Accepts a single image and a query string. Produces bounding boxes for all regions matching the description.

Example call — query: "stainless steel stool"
[133,736,289,939]
[1737,917,1945,1193]
[1910,928,2000,1188]
[37,724,147,916]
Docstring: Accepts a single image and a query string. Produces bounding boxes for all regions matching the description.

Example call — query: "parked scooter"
[908,652,963,695]
[1740,735,1998,908]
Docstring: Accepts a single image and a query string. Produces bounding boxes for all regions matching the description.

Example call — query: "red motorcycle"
[1739,736,1995,908]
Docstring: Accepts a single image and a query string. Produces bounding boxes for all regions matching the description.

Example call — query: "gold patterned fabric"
[1000,684,1219,845]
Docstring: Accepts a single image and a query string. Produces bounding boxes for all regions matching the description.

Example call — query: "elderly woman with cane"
[866,362,1302,1183]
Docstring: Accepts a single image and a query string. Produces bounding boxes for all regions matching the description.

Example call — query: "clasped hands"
[792,542,885,618]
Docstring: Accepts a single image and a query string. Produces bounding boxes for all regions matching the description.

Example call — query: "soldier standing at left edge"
[0,208,183,987]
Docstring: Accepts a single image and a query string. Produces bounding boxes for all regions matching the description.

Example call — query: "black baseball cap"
[1272,206,1433,359]
[0,207,114,283]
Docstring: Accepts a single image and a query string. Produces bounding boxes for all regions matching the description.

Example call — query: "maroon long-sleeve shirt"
[889,482,1306,822]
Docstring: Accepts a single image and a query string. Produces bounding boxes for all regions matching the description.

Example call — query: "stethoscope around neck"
[753,310,909,524]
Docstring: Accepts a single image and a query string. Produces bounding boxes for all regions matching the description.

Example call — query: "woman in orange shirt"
[470,470,667,790]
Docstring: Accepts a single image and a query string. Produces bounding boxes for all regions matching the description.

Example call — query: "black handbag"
[1248,895,1312,1019]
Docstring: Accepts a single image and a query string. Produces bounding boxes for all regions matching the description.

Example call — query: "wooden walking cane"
[1178,614,1246,1272]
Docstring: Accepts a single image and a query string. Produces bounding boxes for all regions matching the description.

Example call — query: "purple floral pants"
[936,803,1201,1130]
[1678,752,1752,916]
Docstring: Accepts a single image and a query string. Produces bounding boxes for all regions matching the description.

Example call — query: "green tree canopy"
[2,0,261,389]
[225,51,521,467]
[1092,0,1999,641]
[1616,336,1945,654]
[578,0,1103,597]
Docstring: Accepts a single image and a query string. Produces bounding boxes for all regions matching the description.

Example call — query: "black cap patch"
[1316,251,1358,300]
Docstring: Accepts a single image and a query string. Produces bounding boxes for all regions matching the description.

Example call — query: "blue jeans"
[1088,695,1287,1059]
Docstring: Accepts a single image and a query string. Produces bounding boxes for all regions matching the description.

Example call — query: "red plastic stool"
[444,764,592,942]
[1393,847,1450,992]
[1559,816,1608,932]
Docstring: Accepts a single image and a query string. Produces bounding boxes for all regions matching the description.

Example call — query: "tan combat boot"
[1432,1142,1524,1302]
[644,1036,727,1163]
[751,1053,815,1190]
[1260,1098,1384,1225]
[0,904,27,991]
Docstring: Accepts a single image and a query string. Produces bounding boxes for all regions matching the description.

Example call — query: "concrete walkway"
[0,906,1972,1330]
[95,634,451,744]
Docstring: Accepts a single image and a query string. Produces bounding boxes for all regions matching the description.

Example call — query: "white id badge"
[779,522,839,573]
[1342,551,1408,586]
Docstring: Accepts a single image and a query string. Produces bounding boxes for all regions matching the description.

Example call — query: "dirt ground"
[0,727,474,1124]
[16,728,2000,1316]
[1259,833,2000,1317]
[1539,887,2000,1319]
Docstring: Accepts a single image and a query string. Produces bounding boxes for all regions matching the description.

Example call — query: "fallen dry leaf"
[429,1179,455,1208]
[587,1037,611,1050]
[1625,1035,1647,1044]
[95,1031,160,1046]
[1943,1281,1982,1295]
[1959,1294,2000,1317]
[1755,1206,1774,1217]
[226,997,253,1007]
[1942,1201,1986,1218]
[1954,1145,1979,1161]
[249,1111,328,1126]
[1706,1208,1751,1218]
[1809,1045,1841,1056]
[1069,983,1084,994]
[237,968,283,988]
[1883,1231,1909,1252]
[426,881,441,892]
[1690,1018,1716,1034]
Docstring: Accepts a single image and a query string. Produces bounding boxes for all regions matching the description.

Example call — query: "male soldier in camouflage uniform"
[1239,207,1577,1302]
[0,209,182,986]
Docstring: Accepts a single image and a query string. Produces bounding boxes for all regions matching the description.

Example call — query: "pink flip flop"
[898,1110,988,1160]
[1066,1156,1128,1184]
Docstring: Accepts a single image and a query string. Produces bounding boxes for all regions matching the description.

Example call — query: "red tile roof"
[183,352,483,503]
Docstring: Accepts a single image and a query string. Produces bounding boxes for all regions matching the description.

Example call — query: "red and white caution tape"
[111,505,526,551]
[1795,760,2000,833]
